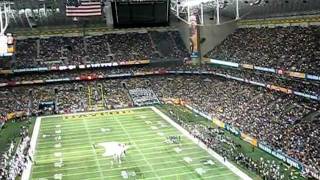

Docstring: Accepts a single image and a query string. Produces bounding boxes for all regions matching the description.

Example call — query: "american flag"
[66,0,102,17]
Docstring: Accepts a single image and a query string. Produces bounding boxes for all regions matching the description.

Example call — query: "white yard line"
[151,106,252,180]
[37,129,176,146]
[41,112,160,126]
[34,150,207,169]
[82,118,105,180]
[35,161,229,179]
[40,116,161,130]
[21,117,42,180]
[113,115,162,180]
[37,123,175,143]
[33,156,225,175]
[36,141,198,157]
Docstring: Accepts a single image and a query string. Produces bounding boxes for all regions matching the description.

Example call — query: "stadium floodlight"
[171,0,233,26]
[180,0,214,7]
[0,2,9,35]
[171,0,216,26]
[250,0,262,6]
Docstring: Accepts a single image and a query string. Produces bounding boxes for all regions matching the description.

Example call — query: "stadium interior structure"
[0,0,320,179]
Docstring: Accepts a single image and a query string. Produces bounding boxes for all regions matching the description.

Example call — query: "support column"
[216,0,220,25]
[36,39,40,58]
[236,0,240,20]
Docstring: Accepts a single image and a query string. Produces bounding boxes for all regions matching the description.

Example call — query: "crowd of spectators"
[4,30,188,69]
[1,25,320,179]
[206,26,320,74]
[0,74,319,177]
[168,112,293,180]
[150,31,189,60]
[0,64,319,98]
[148,75,320,173]
[0,126,31,180]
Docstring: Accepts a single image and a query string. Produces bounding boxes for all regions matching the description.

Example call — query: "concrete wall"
[171,14,237,57]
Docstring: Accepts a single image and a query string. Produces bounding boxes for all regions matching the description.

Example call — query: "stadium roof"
[221,0,320,19]
[2,0,320,28]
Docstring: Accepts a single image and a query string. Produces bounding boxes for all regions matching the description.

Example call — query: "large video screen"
[112,0,169,28]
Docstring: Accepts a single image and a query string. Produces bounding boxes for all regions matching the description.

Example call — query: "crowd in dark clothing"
[3,30,189,69]
[0,126,31,180]
[0,75,319,175]
[206,26,320,74]
[168,111,294,180]
[0,26,319,179]
[0,64,319,98]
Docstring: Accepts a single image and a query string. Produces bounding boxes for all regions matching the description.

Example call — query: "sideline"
[151,106,252,180]
[21,117,42,180]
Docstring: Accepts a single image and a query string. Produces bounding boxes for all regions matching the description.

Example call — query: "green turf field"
[29,107,246,180]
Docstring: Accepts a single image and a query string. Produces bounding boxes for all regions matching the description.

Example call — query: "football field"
[29,107,246,180]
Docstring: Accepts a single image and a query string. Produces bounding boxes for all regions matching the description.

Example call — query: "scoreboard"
[111,0,170,28]
[0,33,15,56]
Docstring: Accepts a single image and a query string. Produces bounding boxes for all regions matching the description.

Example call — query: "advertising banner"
[254,66,276,73]
[210,59,239,68]
[13,68,40,73]
[241,64,254,69]
[138,60,150,64]
[0,69,13,74]
[258,143,304,171]
[21,81,34,85]
[213,118,225,128]
[241,133,258,147]
[189,13,200,59]
[229,76,245,82]
[306,74,320,81]
[297,93,318,101]
[287,71,306,79]
[33,80,44,84]
[249,80,265,87]
[268,85,292,94]
[0,83,8,87]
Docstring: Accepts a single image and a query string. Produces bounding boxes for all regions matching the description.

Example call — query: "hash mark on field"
[151,126,158,130]
[145,120,152,124]
[55,136,61,141]
[54,158,63,168]
[55,130,61,134]
[195,168,207,176]
[184,157,192,163]
[174,147,182,153]
[157,132,165,136]
[100,128,111,133]
[54,173,62,180]
[54,143,61,148]
[54,152,62,157]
